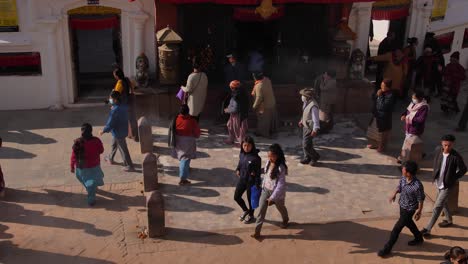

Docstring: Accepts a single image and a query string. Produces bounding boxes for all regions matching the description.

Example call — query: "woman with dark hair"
[181,57,208,122]
[71,123,105,206]
[172,104,201,185]
[252,143,289,238]
[251,72,277,138]
[397,91,429,163]
[367,79,396,152]
[224,80,250,146]
[234,136,261,224]
[112,67,138,141]
[442,246,466,264]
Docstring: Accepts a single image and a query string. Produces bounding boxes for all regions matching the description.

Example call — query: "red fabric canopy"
[70,17,119,30]
[159,0,377,5]
[0,53,41,67]
[233,6,285,21]
[372,6,409,20]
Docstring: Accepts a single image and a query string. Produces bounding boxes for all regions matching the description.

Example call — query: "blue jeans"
[179,159,191,180]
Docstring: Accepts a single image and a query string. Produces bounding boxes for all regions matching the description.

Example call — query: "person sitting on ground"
[378,160,425,257]
[420,134,467,238]
[71,123,105,206]
[252,143,289,239]
[298,88,320,167]
[397,91,429,164]
[234,136,262,224]
[224,80,249,147]
[441,246,467,264]
[172,104,201,186]
[100,91,135,172]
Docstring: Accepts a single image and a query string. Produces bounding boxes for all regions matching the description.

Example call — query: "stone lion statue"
[136,53,149,88]
[348,49,365,80]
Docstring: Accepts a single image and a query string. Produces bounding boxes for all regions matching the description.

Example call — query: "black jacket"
[433,146,467,189]
[236,149,261,186]
[232,87,250,121]
[372,90,395,132]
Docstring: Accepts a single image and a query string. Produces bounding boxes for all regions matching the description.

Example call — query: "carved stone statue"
[136,52,149,88]
[348,49,365,80]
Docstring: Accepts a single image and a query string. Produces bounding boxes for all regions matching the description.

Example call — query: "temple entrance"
[68,6,122,101]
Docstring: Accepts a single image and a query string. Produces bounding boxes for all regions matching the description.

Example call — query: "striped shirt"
[397,176,425,211]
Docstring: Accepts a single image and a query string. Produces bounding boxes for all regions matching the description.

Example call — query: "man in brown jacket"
[251,72,277,138]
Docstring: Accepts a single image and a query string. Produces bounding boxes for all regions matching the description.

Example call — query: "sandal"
[239,211,249,221]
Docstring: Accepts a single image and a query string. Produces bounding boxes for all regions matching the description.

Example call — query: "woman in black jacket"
[367,79,396,152]
[234,136,262,224]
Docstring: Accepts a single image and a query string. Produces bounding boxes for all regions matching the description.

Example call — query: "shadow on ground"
[161,227,244,245]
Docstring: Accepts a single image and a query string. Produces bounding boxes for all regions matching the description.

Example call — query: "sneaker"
[280,220,289,229]
[309,160,319,167]
[88,200,96,207]
[408,238,423,246]
[438,220,453,228]
[300,158,311,165]
[420,228,431,238]
[178,180,192,186]
[250,233,261,240]
[104,157,116,165]
[377,249,390,257]
[243,215,254,224]
[122,166,135,172]
[239,211,249,221]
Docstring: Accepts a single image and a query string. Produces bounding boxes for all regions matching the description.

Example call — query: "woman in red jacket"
[71,123,105,206]
[172,104,201,186]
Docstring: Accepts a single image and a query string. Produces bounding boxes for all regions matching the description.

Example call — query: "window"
[463,28,468,49]
[0,0,19,32]
[0,52,42,76]
[435,31,455,54]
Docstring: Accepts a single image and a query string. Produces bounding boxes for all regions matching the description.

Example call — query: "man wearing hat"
[298,88,320,166]
[224,80,250,145]
[442,51,466,114]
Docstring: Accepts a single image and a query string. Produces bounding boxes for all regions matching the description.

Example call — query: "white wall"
[0,0,155,110]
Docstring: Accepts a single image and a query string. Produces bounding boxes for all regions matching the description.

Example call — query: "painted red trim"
[0,53,41,67]
[70,16,119,30]
[159,0,378,5]
[371,6,409,20]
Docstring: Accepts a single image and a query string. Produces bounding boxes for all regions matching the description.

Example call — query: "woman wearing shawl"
[397,91,429,163]
[224,80,249,146]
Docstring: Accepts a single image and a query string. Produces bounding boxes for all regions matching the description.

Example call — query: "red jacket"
[444,62,466,95]
[70,137,104,170]
[175,114,201,138]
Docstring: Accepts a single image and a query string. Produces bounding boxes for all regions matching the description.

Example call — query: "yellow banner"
[68,6,121,15]
[0,0,18,28]
[432,0,448,21]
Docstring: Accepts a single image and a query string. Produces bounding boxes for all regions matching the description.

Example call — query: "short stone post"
[143,153,158,192]
[448,181,460,214]
[138,116,153,154]
[147,190,165,237]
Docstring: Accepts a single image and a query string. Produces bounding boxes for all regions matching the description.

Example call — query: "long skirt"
[367,118,390,148]
[256,108,277,138]
[75,166,104,205]
[227,113,248,143]
[172,135,197,160]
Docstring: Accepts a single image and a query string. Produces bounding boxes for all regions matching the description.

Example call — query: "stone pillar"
[138,116,153,154]
[39,18,64,111]
[352,3,373,56]
[410,0,434,56]
[129,12,148,77]
[146,190,165,237]
[143,153,158,192]
[448,181,460,214]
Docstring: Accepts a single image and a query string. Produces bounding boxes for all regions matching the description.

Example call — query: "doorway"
[68,6,122,101]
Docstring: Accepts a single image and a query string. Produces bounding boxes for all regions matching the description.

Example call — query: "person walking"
[441,52,466,114]
[298,88,320,166]
[234,136,262,224]
[100,91,135,172]
[0,137,5,198]
[251,72,277,138]
[71,123,105,206]
[318,70,338,133]
[441,246,467,264]
[224,80,249,146]
[375,31,397,90]
[112,67,138,141]
[420,134,467,237]
[415,47,443,98]
[397,91,429,163]
[251,143,289,239]
[378,161,425,257]
[367,79,396,153]
[172,104,201,186]
[181,57,208,122]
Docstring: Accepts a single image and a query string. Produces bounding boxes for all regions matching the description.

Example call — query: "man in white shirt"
[421,134,467,237]
[298,88,320,166]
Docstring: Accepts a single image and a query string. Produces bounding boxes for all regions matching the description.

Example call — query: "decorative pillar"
[38,17,64,111]
[411,0,433,56]
[129,12,148,77]
[353,3,373,55]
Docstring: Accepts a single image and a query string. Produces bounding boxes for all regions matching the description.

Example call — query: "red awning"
[159,0,377,5]
[372,6,409,20]
[70,16,119,30]
[0,53,41,67]
[233,6,285,21]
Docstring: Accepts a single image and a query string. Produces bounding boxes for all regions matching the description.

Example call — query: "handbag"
[250,185,262,209]
[176,87,186,102]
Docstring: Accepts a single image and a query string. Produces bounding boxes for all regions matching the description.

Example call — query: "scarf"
[406,100,429,125]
